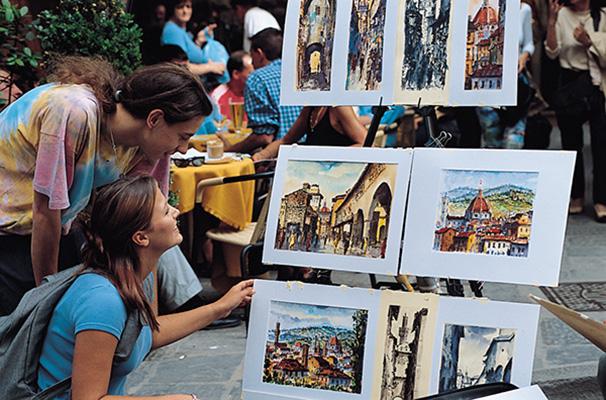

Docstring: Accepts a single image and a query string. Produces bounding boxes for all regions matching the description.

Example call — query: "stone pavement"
[127,128,606,398]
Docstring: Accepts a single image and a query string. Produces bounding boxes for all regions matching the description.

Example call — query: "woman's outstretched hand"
[215,279,255,319]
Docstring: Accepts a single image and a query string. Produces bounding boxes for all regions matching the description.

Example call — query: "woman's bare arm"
[252,107,311,161]
[71,331,192,400]
[332,106,367,146]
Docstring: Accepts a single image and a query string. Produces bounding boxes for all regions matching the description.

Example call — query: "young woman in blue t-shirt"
[37,176,254,399]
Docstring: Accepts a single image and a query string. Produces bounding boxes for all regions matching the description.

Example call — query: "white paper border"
[428,297,540,394]
[264,145,412,276]
[281,0,341,105]
[242,280,382,400]
[401,148,575,286]
[477,385,548,400]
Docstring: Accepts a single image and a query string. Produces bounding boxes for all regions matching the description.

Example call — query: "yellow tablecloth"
[170,158,255,230]
[189,132,251,152]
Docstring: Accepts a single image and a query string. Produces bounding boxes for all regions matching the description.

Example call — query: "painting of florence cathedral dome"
[433,169,538,258]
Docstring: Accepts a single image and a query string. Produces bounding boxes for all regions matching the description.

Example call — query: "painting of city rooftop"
[275,160,397,258]
[434,169,538,258]
[263,300,369,393]
[464,0,506,91]
[439,325,516,392]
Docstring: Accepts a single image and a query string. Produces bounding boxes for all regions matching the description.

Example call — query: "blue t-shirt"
[37,273,153,397]
[161,21,229,84]
[161,21,207,64]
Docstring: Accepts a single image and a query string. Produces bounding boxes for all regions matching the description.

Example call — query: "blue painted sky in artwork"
[268,300,360,330]
[283,160,367,204]
[441,169,538,193]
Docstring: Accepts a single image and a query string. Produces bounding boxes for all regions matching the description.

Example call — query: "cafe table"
[170,156,255,230]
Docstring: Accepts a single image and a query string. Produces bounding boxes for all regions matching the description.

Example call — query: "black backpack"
[0,265,148,399]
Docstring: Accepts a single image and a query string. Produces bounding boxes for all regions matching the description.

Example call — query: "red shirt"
[210,84,248,122]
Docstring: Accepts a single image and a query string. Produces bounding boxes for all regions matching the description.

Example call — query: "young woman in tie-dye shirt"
[0,57,212,315]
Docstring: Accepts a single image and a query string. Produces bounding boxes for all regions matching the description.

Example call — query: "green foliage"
[168,171,180,208]
[35,0,142,75]
[0,1,40,109]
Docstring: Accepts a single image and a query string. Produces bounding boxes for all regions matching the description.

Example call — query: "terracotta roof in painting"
[466,189,491,214]
[473,3,498,25]
[471,64,503,78]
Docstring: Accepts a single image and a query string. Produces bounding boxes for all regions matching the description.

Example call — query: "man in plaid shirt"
[223,28,302,154]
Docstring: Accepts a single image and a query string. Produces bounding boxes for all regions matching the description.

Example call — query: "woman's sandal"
[569,198,584,215]
[595,204,606,223]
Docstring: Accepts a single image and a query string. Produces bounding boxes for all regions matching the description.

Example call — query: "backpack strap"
[32,378,71,400]
[34,271,153,398]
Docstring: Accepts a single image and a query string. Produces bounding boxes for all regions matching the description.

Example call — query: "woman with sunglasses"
[0,56,213,315]
[36,175,254,399]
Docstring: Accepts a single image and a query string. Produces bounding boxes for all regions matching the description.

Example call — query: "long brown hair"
[81,175,160,331]
[48,55,212,122]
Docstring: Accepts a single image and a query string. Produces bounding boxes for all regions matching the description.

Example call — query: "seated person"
[211,51,254,123]
[161,0,225,77]
[252,106,366,161]
[37,176,254,399]
[221,28,302,153]
[156,45,224,135]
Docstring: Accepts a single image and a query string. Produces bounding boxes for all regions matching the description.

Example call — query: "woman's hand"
[574,24,592,48]
[206,60,226,75]
[214,279,255,319]
[518,51,530,73]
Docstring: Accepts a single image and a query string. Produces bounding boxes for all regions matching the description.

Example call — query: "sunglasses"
[173,157,204,168]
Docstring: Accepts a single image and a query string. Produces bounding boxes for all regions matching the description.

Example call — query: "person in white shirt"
[231,0,281,51]
[545,0,606,221]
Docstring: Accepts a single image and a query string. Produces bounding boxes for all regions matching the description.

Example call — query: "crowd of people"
[2,0,606,398]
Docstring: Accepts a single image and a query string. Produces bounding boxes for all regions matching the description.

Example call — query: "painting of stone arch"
[296,0,337,91]
[439,325,515,392]
[275,160,397,258]
[401,0,451,91]
[433,169,538,258]
[346,0,387,91]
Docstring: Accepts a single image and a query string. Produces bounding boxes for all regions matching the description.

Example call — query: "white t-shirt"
[545,7,606,70]
[243,7,281,51]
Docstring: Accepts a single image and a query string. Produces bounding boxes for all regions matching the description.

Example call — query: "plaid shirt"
[244,59,302,139]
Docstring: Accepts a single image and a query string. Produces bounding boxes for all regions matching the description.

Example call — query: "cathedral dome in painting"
[466,189,491,214]
[472,1,498,26]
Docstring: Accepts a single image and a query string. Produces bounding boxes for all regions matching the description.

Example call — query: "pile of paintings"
[281,0,520,106]
[264,146,575,286]
[243,280,540,400]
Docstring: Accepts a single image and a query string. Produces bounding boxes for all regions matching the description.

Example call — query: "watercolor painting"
[263,300,369,393]
[464,0,506,90]
[380,305,430,400]
[434,169,538,257]
[296,0,337,91]
[439,325,516,392]
[401,0,451,91]
[275,161,397,258]
[346,0,387,91]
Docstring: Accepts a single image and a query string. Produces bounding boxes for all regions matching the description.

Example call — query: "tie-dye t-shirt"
[0,83,169,235]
